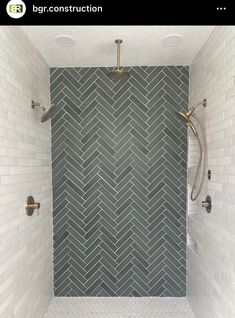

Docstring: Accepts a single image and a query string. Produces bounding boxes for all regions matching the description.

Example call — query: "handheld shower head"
[176,110,191,124]
[32,100,55,122]
[176,99,207,201]
[176,111,198,137]
[175,99,207,123]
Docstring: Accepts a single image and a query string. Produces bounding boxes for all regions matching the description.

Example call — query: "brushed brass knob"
[25,196,40,216]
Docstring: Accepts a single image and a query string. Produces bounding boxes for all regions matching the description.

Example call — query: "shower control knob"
[25,196,40,216]
[202,201,209,208]
[202,195,212,213]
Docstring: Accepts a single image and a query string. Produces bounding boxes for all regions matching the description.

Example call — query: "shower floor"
[43,297,196,318]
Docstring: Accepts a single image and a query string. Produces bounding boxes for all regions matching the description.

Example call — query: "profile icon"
[6,0,26,19]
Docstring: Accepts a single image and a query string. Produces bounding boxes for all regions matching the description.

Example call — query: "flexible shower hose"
[190,115,207,201]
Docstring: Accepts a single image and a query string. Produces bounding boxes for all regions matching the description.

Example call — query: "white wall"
[187,26,235,318]
[0,27,53,318]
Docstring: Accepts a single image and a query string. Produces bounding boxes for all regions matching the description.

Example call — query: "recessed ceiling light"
[54,35,76,47]
[162,34,182,47]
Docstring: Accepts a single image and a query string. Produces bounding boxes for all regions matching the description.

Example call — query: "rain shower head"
[107,39,130,80]
[32,100,55,122]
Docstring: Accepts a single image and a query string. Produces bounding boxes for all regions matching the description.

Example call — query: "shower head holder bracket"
[202,98,207,107]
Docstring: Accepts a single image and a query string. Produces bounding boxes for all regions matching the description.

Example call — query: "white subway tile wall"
[187,27,235,318]
[0,27,53,318]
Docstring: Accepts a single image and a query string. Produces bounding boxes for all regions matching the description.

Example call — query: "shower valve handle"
[202,195,212,213]
[25,196,40,216]
[202,201,209,208]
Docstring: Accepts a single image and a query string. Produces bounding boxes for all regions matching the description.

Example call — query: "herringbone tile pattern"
[50,66,188,296]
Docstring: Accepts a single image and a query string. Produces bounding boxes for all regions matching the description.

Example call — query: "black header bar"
[0,0,234,25]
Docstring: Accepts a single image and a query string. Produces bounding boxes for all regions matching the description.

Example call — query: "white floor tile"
[43,298,196,318]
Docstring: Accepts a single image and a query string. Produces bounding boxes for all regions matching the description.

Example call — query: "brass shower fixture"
[25,196,40,216]
[32,100,55,122]
[176,99,207,201]
[176,99,207,126]
[107,39,130,80]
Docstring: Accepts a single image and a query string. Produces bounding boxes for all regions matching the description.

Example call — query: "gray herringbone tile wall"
[50,66,188,297]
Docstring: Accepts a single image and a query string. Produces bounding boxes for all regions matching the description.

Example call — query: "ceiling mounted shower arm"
[107,39,129,80]
[115,39,122,70]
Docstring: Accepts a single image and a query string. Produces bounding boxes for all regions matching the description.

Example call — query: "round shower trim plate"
[162,34,182,47]
[54,35,76,47]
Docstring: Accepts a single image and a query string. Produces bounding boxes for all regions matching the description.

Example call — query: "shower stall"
[0,26,235,318]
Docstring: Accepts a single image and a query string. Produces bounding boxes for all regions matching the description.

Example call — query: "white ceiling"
[22,26,215,67]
